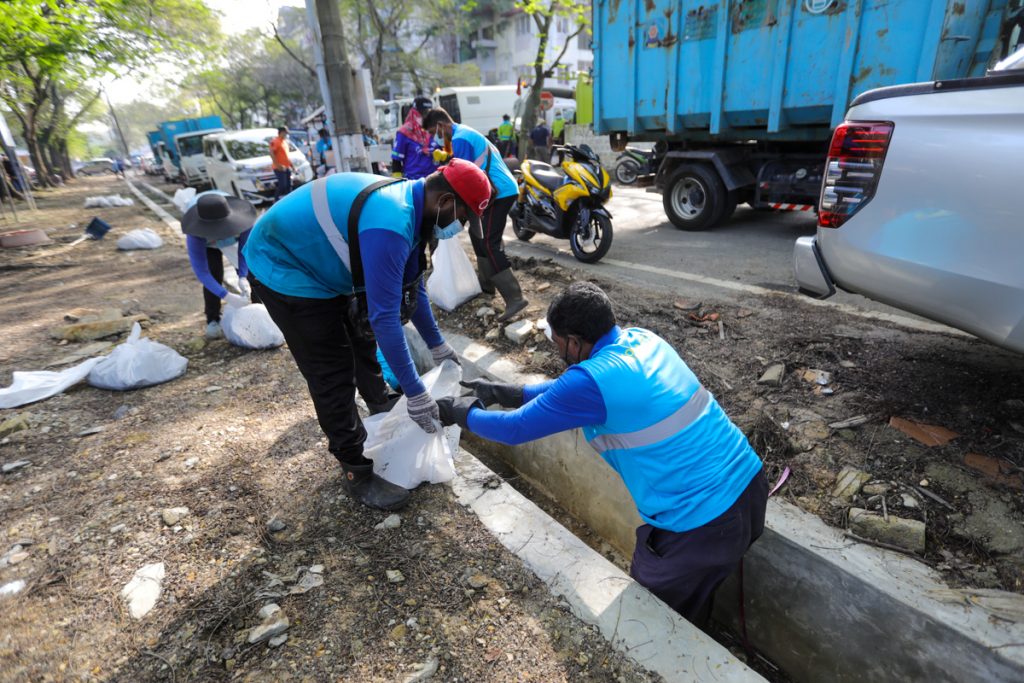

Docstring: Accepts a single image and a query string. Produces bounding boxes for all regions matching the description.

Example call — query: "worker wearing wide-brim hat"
[180,191,258,339]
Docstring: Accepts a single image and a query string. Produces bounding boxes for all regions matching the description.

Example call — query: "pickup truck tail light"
[818,121,893,228]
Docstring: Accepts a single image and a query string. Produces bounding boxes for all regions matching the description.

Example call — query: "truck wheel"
[663,164,728,231]
[614,159,640,185]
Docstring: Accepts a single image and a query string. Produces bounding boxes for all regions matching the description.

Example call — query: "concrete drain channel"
[430,329,1024,683]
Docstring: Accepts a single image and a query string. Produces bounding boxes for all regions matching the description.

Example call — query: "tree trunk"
[518,14,552,161]
[59,139,74,179]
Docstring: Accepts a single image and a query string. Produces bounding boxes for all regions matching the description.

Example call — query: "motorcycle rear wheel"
[511,204,535,241]
[615,159,640,185]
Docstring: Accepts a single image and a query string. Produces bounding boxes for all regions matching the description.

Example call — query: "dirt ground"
[0,176,662,683]
[435,255,1024,598]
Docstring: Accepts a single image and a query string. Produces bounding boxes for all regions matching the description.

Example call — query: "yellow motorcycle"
[512,144,614,263]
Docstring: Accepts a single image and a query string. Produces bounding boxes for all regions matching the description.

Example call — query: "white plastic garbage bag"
[87,323,188,391]
[0,357,101,409]
[426,238,482,312]
[116,228,164,251]
[172,187,196,213]
[221,302,285,349]
[364,361,462,489]
[84,195,134,208]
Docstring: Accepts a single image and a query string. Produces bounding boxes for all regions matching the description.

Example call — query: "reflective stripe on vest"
[474,148,489,168]
[588,386,710,454]
[310,178,351,271]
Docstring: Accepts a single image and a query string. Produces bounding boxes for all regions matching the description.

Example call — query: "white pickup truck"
[203,129,313,204]
[794,46,1024,354]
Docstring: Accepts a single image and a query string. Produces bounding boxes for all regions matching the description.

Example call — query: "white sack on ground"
[116,228,164,250]
[87,323,188,391]
[0,357,101,409]
[221,303,285,349]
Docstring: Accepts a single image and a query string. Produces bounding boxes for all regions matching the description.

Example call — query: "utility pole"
[103,89,131,160]
[306,0,369,173]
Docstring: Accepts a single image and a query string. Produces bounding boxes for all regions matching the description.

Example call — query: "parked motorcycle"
[511,144,613,264]
[613,145,657,185]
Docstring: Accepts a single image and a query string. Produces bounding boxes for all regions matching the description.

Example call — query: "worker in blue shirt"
[390,97,437,180]
[243,159,493,511]
[315,128,333,176]
[423,107,528,322]
[438,282,768,624]
[180,191,257,339]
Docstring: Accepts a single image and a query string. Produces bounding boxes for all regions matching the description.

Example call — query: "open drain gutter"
[452,447,762,682]
[440,328,1024,683]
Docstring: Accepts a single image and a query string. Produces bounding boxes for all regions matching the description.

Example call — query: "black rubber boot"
[492,268,529,322]
[340,463,410,511]
[477,259,496,295]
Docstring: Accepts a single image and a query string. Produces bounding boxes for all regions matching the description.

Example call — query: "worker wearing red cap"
[243,159,492,511]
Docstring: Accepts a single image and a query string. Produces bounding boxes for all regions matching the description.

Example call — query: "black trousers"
[273,169,292,201]
[203,247,225,323]
[630,469,768,624]
[250,276,391,466]
[469,194,517,273]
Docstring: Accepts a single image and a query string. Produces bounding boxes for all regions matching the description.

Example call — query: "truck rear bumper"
[793,236,835,299]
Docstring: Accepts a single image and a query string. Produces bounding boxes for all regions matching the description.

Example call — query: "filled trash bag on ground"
[116,228,164,250]
[426,238,481,312]
[0,357,101,409]
[87,323,188,391]
[364,360,462,489]
[84,195,134,208]
[221,302,285,349]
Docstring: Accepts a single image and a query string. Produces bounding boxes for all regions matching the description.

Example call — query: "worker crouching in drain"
[438,281,768,625]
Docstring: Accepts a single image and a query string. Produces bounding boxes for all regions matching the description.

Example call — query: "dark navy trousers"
[630,468,768,624]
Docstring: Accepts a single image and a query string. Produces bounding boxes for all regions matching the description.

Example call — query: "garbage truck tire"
[663,163,728,231]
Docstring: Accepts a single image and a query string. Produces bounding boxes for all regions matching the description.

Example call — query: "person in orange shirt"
[269,127,294,202]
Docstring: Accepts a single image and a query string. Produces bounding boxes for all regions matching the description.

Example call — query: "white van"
[203,129,313,204]
[175,127,224,188]
[434,86,517,137]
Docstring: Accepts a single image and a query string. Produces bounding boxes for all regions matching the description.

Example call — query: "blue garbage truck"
[593,0,1024,229]
[145,116,225,188]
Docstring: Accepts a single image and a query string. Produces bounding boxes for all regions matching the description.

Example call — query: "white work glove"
[406,390,439,434]
[237,277,251,299]
[430,342,461,367]
[224,292,249,309]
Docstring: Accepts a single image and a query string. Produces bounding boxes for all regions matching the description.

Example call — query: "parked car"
[793,46,1024,354]
[77,158,116,176]
[203,129,313,204]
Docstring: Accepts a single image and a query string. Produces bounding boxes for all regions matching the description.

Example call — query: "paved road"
[503,184,949,332]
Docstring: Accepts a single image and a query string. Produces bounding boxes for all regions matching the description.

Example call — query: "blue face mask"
[432,195,464,240]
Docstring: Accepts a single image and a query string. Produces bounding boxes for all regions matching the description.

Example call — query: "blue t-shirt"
[450,123,518,200]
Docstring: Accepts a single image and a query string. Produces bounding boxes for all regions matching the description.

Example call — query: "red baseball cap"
[440,158,492,218]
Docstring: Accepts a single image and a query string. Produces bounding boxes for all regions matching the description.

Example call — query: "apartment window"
[578,31,593,50]
[556,17,568,33]
[517,15,531,36]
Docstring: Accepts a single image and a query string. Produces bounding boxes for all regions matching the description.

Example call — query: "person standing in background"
[390,97,437,180]
[529,120,551,162]
[497,115,515,157]
[315,128,333,177]
[269,127,294,202]
[552,111,565,147]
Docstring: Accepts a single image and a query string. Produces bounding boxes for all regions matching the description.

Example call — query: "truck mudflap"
[793,236,835,299]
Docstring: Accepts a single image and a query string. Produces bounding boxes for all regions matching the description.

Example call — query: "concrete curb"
[451,445,763,682]
[442,326,1024,683]
[123,178,183,242]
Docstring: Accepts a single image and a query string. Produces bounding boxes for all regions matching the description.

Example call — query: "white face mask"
[432,195,464,240]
